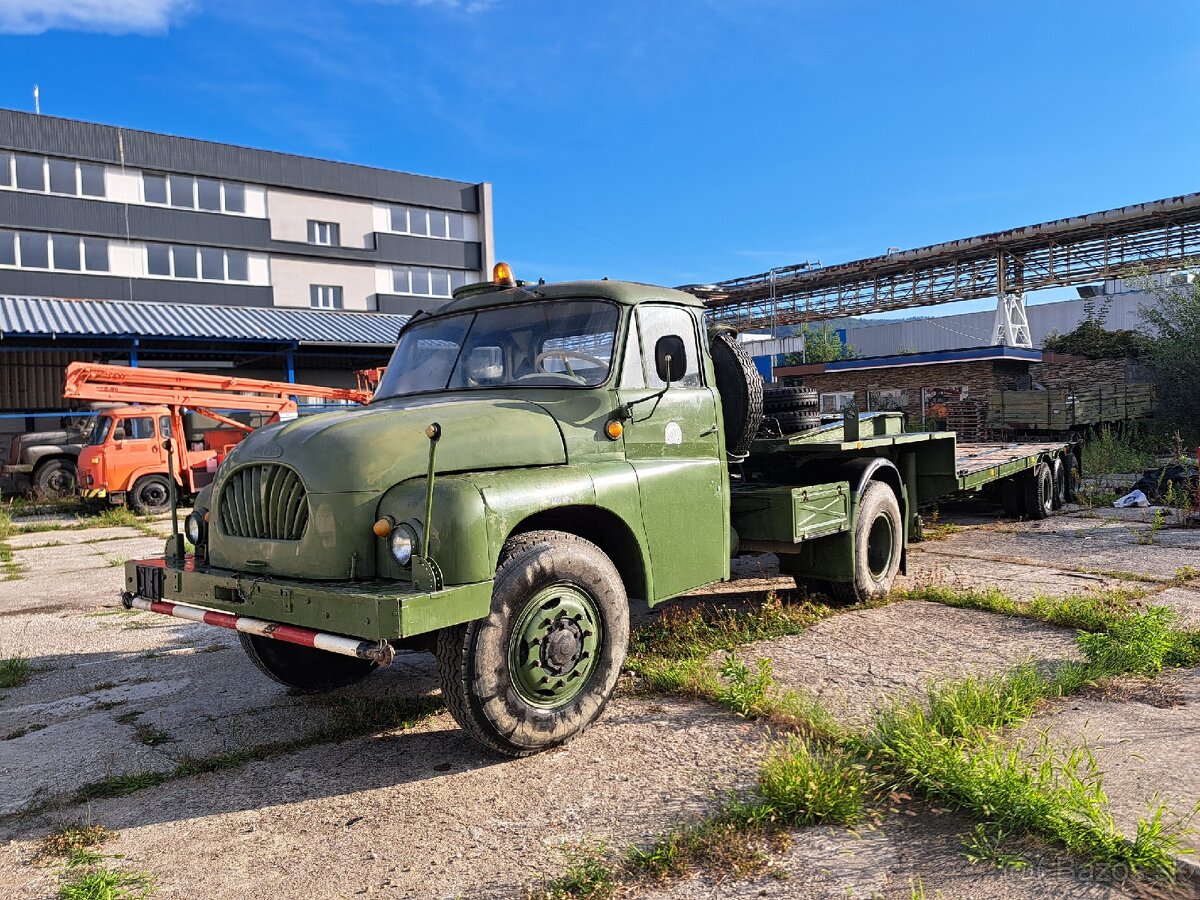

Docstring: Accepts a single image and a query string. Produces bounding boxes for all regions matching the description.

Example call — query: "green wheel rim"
[866,513,894,581]
[508,582,603,709]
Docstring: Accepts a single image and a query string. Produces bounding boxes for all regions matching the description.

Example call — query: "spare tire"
[710,331,763,456]
[763,386,819,412]
[772,410,822,434]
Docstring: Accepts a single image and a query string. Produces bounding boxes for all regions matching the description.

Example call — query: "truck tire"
[436,530,629,757]
[129,474,172,515]
[1022,463,1054,520]
[33,458,78,500]
[761,410,821,435]
[1063,452,1081,503]
[827,481,903,604]
[1051,456,1066,510]
[763,386,818,413]
[238,633,376,693]
[710,331,763,456]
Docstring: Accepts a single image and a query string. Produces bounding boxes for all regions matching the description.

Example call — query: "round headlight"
[185,511,205,545]
[390,523,418,567]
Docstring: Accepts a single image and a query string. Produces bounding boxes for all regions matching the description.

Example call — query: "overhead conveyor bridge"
[693,190,1200,347]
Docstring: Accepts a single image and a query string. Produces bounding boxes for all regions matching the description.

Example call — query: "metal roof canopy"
[697,190,1200,331]
[0,296,408,347]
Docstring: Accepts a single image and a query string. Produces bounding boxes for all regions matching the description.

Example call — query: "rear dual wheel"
[436,530,629,757]
[827,481,904,604]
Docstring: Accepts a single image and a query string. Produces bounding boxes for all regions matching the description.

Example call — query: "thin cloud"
[0,0,193,35]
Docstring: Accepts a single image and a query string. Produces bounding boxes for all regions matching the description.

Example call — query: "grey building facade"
[0,109,494,315]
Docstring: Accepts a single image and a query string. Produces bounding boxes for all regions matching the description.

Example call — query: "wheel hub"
[509,584,603,709]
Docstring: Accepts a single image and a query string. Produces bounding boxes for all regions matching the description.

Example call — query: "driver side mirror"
[654,335,687,384]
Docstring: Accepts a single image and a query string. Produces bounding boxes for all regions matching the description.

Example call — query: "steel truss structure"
[696,191,1200,339]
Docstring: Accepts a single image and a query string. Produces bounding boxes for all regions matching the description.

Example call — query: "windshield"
[374,300,620,400]
[88,415,113,446]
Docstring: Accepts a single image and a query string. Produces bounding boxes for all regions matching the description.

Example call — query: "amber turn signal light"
[493,261,515,287]
[604,419,623,440]
[372,516,394,538]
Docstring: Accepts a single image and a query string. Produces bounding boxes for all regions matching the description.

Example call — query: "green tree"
[1041,294,1151,359]
[1140,278,1200,431]
[781,323,856,365]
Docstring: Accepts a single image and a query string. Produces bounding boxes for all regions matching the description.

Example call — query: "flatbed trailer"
[730,412,1080,594]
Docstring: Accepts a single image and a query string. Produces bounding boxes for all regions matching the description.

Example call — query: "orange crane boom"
[63,362,373,410]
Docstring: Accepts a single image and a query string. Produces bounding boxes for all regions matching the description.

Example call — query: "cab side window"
[116,416,156,441]
[638,305,702,388]
[619,316,645,389]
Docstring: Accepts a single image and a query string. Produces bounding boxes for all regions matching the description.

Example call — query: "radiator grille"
[219,464,309,541]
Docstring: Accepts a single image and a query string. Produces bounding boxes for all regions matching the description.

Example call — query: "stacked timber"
[945,400,990,441]
[988,384,1156,431]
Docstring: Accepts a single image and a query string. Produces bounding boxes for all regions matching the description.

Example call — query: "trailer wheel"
[1022,462,1054,520]
[436,530,628,757]
[828,481,903,604]
[129,474,173,515]
[1063,452,1081,503]
[710,331,764,456]
[238,633,376,693]
[1051,457,1066,510]
[33,458,78,500]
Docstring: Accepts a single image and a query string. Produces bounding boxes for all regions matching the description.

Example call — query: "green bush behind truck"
[123,272,1079,756]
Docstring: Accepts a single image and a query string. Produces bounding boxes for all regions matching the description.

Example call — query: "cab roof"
[435,279,703,317]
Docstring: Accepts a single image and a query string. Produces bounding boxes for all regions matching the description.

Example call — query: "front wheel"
[436,530,629,757]
[129,474,173,515]
[239,633,376,692]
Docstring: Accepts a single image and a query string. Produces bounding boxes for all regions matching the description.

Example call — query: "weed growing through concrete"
[37,820,113,860]
[3,723,47,740]
[57,861,154,900]
[0,654,32,689]
[132,723,172,747]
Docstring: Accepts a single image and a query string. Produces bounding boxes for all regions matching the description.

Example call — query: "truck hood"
[224,395,568,494]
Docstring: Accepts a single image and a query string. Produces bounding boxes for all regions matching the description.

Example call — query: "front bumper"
[123,555,492,641]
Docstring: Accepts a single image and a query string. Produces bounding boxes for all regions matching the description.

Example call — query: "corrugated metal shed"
[835,292,1158,358]
[0,296,409,347]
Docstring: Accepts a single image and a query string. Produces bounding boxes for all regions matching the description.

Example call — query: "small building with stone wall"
[774,347,1148,429]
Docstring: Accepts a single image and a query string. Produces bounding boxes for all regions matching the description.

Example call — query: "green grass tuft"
[756,737,867,827]
[0,655,32,689]
[57,866,154,900]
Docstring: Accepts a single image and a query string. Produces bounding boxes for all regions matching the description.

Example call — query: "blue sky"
[3,0,1199,316]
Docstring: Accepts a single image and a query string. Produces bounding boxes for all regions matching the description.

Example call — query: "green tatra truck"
[123,265,1080,756]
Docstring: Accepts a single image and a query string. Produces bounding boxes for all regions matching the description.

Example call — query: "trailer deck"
[954,441,1077,492]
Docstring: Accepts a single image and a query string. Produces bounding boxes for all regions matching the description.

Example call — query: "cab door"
[618,304,727,601]
[110,414,161,490]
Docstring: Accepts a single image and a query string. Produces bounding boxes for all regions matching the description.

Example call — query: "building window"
[392,265,469,298]
[0,154,107,199]
[307,220,340,246]
[143,174,168,204]
[144,242,246,282]
[310,285,343,309]
[820,392,857,414]
[388,205,468,241]
[143,171,247,214]
[15,154,46,192]
[79,164,105,197]
[0,230,109,272]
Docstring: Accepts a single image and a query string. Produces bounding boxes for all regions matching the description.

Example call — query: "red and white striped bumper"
[122,594,396,666]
